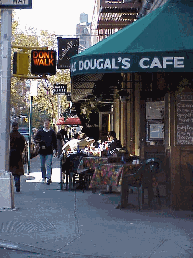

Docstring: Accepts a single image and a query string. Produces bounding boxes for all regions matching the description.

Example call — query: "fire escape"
[97,0,142,40]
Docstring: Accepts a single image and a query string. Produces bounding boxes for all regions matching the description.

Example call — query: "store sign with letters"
[53,84,67,95]
[70,51,193,76]
[0,0,32,8]
[176,92,193,145]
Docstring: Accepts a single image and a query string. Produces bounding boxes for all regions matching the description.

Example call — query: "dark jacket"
[109,138,122,151]
[35,128,57,155]
[57,129,68,141]
[9,130,26,176]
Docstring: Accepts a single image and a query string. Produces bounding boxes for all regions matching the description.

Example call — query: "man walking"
[9,122,26,192]
[35,119,57,185]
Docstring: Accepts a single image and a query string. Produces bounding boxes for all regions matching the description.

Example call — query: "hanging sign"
[0,0,32,9]
[53,84,67,95]
[31,50,56,75]
[66,92,71,101]
[57,38,79,69]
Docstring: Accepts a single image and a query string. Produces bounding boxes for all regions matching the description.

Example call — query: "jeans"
[40,154,53,180]
[14,175,20,191]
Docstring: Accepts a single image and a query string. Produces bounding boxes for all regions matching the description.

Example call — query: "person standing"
[57,126,68,158]
[9,122,26,192]
[35,119,57,185]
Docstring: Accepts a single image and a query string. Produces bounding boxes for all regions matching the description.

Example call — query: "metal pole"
[0,9,12,172]
[27,96,32,175]
[140,184,143,210]
[60,154,63,191]
[138,186,140,211]
[0,9,15,209]
[58,95,61,120]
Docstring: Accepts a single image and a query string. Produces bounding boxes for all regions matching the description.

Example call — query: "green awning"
[70,0,193,76]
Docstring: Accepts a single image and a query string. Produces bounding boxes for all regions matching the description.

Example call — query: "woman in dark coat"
[9,122,26,192]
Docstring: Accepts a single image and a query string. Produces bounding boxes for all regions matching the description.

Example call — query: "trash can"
[0,171,14,209]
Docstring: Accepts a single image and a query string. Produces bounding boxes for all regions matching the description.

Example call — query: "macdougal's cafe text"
[70,55,187,76]
[71,56,184,72]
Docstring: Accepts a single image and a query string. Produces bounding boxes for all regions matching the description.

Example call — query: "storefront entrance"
[99,112,113,141]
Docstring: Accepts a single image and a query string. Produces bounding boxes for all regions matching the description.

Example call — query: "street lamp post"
[0,9,15,209]
[0,9,12,172]
[27,95,33,175]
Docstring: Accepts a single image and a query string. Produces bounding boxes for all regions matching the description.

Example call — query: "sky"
[14,0,95,36]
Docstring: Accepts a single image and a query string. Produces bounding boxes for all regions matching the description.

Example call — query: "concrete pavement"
[0,155,193,257]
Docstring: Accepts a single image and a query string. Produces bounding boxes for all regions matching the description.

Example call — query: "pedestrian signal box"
[31,50,56,75]
[13,52,29,75]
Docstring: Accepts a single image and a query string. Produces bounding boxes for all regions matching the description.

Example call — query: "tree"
[11,16,39,125]
[33,70,70,129]
[11,12,71,129]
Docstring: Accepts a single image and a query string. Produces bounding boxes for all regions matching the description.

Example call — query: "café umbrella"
[56,117,65,125]
[63,117,82,125]
[56,116,82,126]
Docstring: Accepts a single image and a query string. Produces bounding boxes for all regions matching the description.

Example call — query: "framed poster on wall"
[147,120,164,140]
[146,101,164,120]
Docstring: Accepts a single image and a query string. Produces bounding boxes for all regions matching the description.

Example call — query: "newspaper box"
[0,171,14,209]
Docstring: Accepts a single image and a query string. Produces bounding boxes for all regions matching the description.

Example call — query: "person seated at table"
[62,133,81,152]
[78,133,95,150]
[107,131,122,153]
[62,132,95,153]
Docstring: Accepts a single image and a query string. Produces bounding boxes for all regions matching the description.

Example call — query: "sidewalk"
[0,155,193,257]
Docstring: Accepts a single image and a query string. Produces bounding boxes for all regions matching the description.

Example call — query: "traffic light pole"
[27,96,33,175]
[0,9,15,209]
[0,9,12,172]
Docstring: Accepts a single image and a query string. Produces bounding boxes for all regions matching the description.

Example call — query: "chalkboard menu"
[176,92,193,145]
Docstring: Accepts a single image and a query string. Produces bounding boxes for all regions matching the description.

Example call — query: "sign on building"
[53,84,67,95]
[57,38,79,69]
[31,50,56,75]
[0,0,32,9]
[66,92,71,101]
[176,92,193,145]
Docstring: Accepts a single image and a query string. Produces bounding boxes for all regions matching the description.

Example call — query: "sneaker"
[47,179,52,185]
[41,178,46,183]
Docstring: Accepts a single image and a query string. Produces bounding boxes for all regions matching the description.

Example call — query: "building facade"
[71,0,193,210]
[76,13,92,52]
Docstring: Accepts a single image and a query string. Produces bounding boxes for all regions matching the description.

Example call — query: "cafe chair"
[68,152,88,191]
[136,158,161,208]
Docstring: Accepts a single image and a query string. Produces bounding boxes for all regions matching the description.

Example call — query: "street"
[0,156,193,258]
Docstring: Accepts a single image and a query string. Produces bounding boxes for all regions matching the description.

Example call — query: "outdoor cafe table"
[80,156,108,171]
[79,157,141,201]
[77,157,108,189]
[86,161,142,210]
[88,163,124,191]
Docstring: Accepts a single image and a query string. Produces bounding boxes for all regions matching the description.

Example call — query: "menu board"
[176,93,193,145]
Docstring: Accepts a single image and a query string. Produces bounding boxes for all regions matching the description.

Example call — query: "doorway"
[99,112,113,141]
